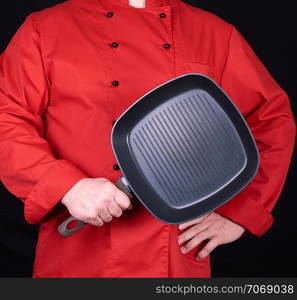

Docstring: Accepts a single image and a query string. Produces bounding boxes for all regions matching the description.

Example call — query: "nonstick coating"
[112,74,259,224]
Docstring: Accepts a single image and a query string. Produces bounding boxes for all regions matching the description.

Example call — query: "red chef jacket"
[0,0,295,278]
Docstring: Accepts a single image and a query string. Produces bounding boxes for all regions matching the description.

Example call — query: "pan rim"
[111,73,260,224]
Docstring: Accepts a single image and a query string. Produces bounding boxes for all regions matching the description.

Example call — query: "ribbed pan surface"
[130,90,246,208]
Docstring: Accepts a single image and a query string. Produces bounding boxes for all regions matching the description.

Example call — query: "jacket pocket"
[182,61,215,80]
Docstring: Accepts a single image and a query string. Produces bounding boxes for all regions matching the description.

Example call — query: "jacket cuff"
[215,195,273,237]
[24,160,87,224]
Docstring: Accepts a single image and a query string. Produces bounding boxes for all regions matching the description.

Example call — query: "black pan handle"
[57,176,133,238]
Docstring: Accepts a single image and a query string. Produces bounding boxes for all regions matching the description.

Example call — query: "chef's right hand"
[61,178,133,226]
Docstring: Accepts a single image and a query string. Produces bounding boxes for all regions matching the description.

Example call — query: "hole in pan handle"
[57,176,133,238]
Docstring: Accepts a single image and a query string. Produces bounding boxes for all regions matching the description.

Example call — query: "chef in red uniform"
[0,0,295,277]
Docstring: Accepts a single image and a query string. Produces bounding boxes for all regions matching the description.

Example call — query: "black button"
[112,120,116,125]
[106,12,113,17]
[112,80,119,86]
[163,43,171,49]
[159,13,166,18]
[113,164,120,170]
[111,42,118,48]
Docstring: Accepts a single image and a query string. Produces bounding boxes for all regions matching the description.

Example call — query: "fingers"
[108,201,123,218]
[196,238,220,261]
[99,208,113,222]
[88,187,132,226]
[178,214,209,230]
[178,222,208,245]
[114,189,133,211]
[180,230,211,254]
[88,216,104,227]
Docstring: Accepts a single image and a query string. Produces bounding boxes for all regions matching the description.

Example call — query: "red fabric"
[0,0,295,277]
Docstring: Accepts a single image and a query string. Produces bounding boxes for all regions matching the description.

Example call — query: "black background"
[0,0,296,277]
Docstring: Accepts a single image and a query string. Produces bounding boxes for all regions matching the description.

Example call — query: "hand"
[178,212,245,261]
[61,178,132,227]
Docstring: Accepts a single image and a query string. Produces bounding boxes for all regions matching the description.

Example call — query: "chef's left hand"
[178,212,245,261]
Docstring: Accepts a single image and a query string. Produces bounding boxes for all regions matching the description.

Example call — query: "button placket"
[158,8,172,52]
[106,8,122,159]
[159,7,175,76]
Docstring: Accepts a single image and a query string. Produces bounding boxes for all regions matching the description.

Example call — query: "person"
[0,0,295,278]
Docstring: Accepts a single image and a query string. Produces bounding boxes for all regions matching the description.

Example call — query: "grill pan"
[58,73,259,237]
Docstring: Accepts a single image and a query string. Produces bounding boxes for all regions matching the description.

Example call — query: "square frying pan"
[58,73,259,237]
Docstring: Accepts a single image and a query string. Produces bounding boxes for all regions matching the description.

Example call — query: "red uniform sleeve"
[0,14,87,224]
[215,26,296,237]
